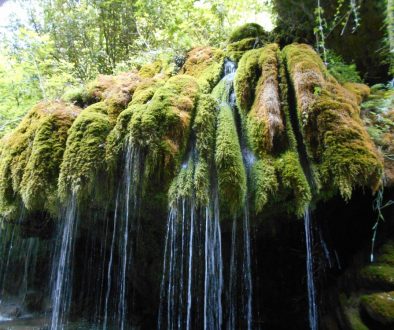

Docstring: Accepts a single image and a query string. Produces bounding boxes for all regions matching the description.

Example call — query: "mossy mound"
[360,264,394,291]
[283,43,383,200]
[227,23,270,62]
[105,76,166,173]
[129,75,200,181]
[0,101,80,219]
[361,292,394,326]
[215,103,246,215]
[228,23,269,44]
[246,44,285,155]
[181,47,224,93]
[58,102,111,201]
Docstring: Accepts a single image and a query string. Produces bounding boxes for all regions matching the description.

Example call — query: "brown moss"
[343,82,371,104]
[247,44,285,156]
[181,46,224,93]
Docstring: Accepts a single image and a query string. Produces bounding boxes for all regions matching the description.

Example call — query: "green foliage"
[215,104,246,215]
[326,50,362,84]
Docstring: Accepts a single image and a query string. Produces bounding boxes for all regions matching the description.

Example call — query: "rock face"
[0,23,392,329]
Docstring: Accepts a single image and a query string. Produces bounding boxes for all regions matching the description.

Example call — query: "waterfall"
[103,143,142,330]
[158,165,223,330]
[51,194,79,330]
[242,205,253,330]
[304,208,318,330]
[227,217,237,330]
[204,193,223,329]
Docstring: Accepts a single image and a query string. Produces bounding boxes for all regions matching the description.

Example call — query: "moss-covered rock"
[20,105,81,215]
[181,47,224,93]
[58,102,111,201]
[246,44,285,155]
[105,76,167,173]
[215,103,246,215]
[360,264,394,291]
[227,24,270,62]
[0,101,80,219]
[228,23,269,44]
[361,292,394,326]
[250,159,278,213]
[283,43,383,200]
[129,75,200,181]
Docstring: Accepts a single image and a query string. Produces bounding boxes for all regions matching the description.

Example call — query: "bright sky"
[0,0,28,28]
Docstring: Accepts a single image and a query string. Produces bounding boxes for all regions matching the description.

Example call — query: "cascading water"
[157,165,224,329]
[103,143,142,330]
[304,208,318,330]
[224,58,254,330]
[51,194,79,330]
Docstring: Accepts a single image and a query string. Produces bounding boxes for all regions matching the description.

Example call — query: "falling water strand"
[51,194,78,330]
[186,201,194,330]
[243,205,253,330]
[158,209,174,330]
[204,194,223,330]
[305,208,318,330]
[103,197,119,330]
[227,217,237,329]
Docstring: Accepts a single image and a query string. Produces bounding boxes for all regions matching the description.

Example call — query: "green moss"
[215,104,246,215]
[251,159,278,213]
[246,44,284,156]
[139,61,163,78]
[361,292,394,325]
[58,102,112,200]
[129,75,200,179]
[274,151,311,217]
[0,101,80,219]
[234,49,262,113]
[377,242,394,266]
[228,23,268,44]
[360,264,394,290]
[168,159,194,205]
[181,47,224,93]
[105,77,166,172]
[20,105,80,215]
[61,86,86,106]
[283,43,383,199]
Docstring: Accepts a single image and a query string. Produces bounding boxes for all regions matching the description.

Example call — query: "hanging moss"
[246,44,285,156]
[274,151,311,216]
[105,77,167,172]
[283,43,383,200]
[181,46,225,94]
[215,104,246,215]
[168,159,194,206]
[361,292,394,326]
[234,49,262,113]
[251,159,278,213]
[58,102,112,201]
[0,101,80,219]
[129,75,200,180]
[20,105,80,215]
